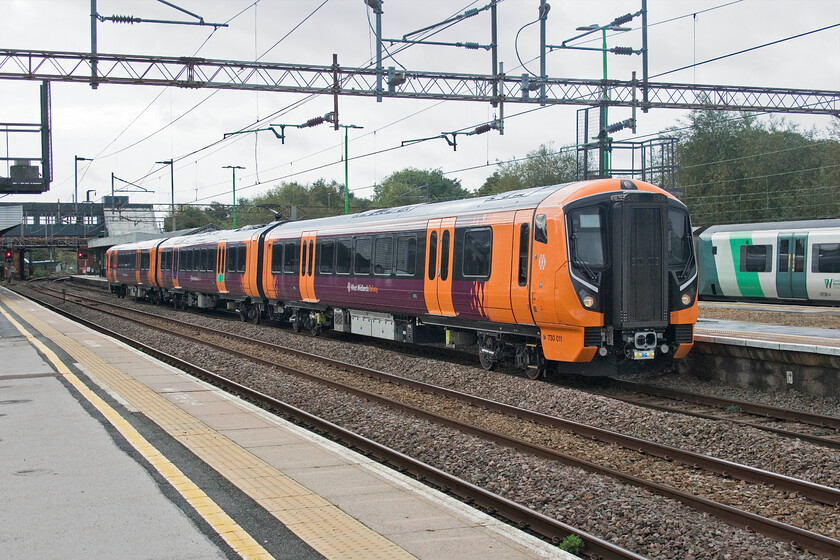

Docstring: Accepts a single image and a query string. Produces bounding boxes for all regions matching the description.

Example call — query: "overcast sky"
[1,0,838,213]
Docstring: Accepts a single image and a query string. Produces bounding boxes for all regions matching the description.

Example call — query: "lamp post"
[223,165,245,227]
[74,155,92,216]
[156,160,175,232]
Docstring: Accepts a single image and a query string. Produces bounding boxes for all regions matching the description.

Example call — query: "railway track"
[24,281,840,558]
[55,278,840,448]
[602,379,840,449]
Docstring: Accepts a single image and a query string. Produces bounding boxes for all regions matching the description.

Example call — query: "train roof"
[696,219,840,237]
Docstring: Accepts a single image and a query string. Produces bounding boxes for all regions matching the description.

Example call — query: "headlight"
[582,294,596,308]
[681,292,692,306]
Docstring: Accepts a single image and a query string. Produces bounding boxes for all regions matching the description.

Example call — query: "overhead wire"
[141,0,489,197]
[133,1,833,208]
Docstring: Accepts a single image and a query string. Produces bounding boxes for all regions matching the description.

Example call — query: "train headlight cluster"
[681,292,693,306]
[582,293,596,309]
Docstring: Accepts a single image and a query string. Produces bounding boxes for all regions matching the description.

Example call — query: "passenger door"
[423,218,456,316]
[299,231,317,302]
[776,233,808,299]
[510,210,536,325]
[216,242,227,293]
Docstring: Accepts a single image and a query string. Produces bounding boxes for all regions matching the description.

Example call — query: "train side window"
[814,243,840,273]
[354,237,371,275]
[227,247,236,273]
[440,230,451,281]
[237,246,247,273]
[374,236,393,275]
[335,238,352,274]
[740,244,771,273]
[271,244,283,274]
[534,214,548,244]
[396,235,416,276]
[319,241,335,274]
[463,228,492,279]
[428,232,438,280]
[794,239,806,273]
[200,249,207,272]
[283,242,298,274]
[518,223,529,286]
[140,251,150,271]
[778,240,789,272]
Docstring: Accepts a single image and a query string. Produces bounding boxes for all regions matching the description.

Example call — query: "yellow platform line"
[0,303,274,560]
[1,295,417,560]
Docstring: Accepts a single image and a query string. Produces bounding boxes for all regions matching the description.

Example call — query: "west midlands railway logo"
[347,282,378,294]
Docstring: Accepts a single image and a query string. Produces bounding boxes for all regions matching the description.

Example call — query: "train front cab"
[536,180,698,375]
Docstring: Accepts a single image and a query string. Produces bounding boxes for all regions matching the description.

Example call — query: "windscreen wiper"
[571,236,598,282]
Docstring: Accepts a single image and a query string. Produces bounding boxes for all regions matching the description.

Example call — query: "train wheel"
[525,364,545,380]
[524,344,547,380]
[250,306,261,325]
[478,336,497,371]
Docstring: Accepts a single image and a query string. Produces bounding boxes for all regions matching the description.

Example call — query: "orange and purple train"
[106,178,698,377]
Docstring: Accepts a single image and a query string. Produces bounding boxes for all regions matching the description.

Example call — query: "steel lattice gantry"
[1,48,839,116]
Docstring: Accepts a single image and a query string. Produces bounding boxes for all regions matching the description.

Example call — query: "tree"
[372,168,468,208]
[475,143,577,197]
[164,204,221,231]
[245,178,370,222]
[675,109,840,226]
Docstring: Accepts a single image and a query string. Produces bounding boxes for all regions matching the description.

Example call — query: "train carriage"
[107,178,699,377]
[696,219,840,305]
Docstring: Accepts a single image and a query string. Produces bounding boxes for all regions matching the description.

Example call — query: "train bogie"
[106,179,698,377]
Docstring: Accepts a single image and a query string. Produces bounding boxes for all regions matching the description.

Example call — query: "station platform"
[0,287,570,560]
[695,318,840,356]
[690,318,840,398]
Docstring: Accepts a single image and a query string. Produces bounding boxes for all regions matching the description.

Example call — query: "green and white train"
[696,220,840,305]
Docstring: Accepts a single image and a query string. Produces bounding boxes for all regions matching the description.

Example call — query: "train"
[106,178,699,378]
[696,219,840,305]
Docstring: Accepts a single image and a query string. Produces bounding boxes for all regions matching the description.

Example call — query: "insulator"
[473,124,492,135]
[612,12,634,26]
[611,46,635,56]
[462,42,480,50]
[538,3,551,19]
[303,116,325,128]
[112,14,138,24]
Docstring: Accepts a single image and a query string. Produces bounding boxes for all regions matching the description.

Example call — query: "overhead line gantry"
[1,48,838,117]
